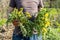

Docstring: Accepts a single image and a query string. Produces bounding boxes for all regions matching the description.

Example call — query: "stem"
[44,33,46,40]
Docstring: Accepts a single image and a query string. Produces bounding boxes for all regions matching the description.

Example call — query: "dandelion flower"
[25,12,32,18]
[42,27,47,33]
[45,13,49,17]
[45,21,50,27]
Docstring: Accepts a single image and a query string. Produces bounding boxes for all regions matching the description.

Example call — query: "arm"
[7,7,14,14]
[7,7,19,27]
[7,0,20,27]
[7,0,16,18]
[7,0,16,14]
[6,7,14,27]
[7,0,17,26]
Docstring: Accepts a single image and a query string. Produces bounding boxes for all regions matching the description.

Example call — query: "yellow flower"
[47,21,50,25]
[42,27,47,33]
[20,8,23,12]
[27,15,32,18]
[13,8,18,14]
[18,11,21,15]
[25,12,32,18]
[45,18,48,21]
[45,13,49,17]
[16,11,21,17]
[45,21,50,27]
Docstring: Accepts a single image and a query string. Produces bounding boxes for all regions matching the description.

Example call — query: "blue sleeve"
[9,0,16,8]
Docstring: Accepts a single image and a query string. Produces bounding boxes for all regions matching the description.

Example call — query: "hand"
[33,28,38,34]
[12,19,20,26]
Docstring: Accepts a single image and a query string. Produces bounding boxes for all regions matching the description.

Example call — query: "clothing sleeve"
[9,0,16,8]
[38,0,44,8]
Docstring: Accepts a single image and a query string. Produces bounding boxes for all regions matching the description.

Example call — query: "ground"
[0,24,14,40]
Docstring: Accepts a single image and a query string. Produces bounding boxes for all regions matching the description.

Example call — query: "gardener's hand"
[12,19,20,27]
[33,28,38,34]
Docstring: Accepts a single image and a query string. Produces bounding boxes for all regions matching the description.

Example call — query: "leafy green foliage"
[6,8,50,36]
[0,18,7,27]
[42,8,60,40]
